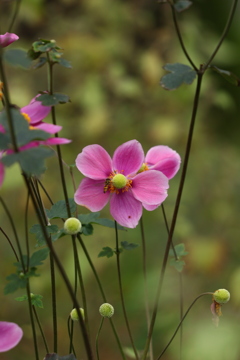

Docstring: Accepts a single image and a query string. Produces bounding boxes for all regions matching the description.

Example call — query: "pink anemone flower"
[74,140,169,228]
[0,321,23,352]
[0,33,19,48]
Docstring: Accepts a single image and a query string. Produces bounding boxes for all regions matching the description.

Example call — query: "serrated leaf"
[98,247,114,258]
[15,295,28,302]
[30,224,59,246]
[33,57,47,69]
[121,241,139,250]
[32,40,57,53]
[81,223,94,236]
[51,228,66,241]
[174,1,192,12]
[210,65,240,86]
[169,243,188,258]
[31,294,44,308]
[78,212,100,224]
[4,273,27,294]
[29,248,49,267]
[36,93,71,106]
[2,147,54,176]
[160,63,196,90]
[45,199,76,219]
[58,58,72,69]
[170,258,186,272]
[3,49,32,69]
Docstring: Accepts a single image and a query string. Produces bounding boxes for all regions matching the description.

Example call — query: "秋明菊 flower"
[74,140,170,228]
[0,321,23,352]
[0,33,19,48]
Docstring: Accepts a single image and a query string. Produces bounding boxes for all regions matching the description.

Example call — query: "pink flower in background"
[0,321,23,352]
[74,140,169,228]
[0,33,19,48]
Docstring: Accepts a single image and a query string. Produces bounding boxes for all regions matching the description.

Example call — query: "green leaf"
[210,65,240,86]
[30,224,59,247]
[121,241,139,250]
[51,228,66,241]
[174,1,192,12]
[169,243,188,258]
[81,223,94,236]
[37,93,71,106]
[4,273,27,294]
[15,293,43,308]
[29,248,49,267]
[98,247,114,258]
[2,148,54,176]
[170,258,186,272]
[0,133,10,150]
[78,212,125,230]
[160,63,197,90]
[27,48,41,60]
[33,57,47,69]
[45,199,76,219]
[15,295,28,302]
[58,58,72,69]
[32,40,58,53]
[3,49,32,69]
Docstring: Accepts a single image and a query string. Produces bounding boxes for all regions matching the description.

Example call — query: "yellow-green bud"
[64,217,82,235]
[99,303,114,318]
[112,174,127,189]
[70,308,84,321]
[213,289,230,304]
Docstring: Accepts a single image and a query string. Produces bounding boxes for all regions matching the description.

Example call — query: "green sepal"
[160,63,196,90]
[36,93,71,106]
[45,199,76,219]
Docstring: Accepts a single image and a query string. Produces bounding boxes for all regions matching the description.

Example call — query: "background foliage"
[1,0,240,359]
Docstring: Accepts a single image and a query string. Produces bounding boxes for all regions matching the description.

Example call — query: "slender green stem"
[167,0,198,71]
[23,175,94,360]
[49,252,58,353]
[24,192,30,270]
[114,222,139,360]
[8,0,22,32]
[26,280,39,360]
[142,72,203,360]
[96,318,104,360]
[77,234,126,360]
[156,292,213,359]
[72,236,90,338]
[68,317,77,356]
[140,217,153,360]
[0,227,19,261]
[33,306,49,354]
[203,0,239,70]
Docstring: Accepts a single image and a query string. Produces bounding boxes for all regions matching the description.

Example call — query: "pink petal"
[142,203,160,211]
[76,145,112,180]
[21,95,51,124]
[0,124,5,133]
[0,33,19,48]
[34,123,62,134]
[110,191,142,228]
[0,161,5,188]
[131,170,169,205]
[42,138,71,145]
[145,146,181,179]
[0,321,23,352]
[112,140,144,176]
[74,177,110,211]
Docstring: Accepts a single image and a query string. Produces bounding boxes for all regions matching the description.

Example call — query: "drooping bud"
[99,303,114,318]
[64,217,82,235]
[213,289,230,304]
[70,308,84,321]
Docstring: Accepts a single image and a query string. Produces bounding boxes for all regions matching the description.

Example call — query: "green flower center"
[112,173,127,189]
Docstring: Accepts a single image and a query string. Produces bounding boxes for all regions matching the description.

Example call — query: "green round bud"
[112,174,127,189]
[70,308,84,321]
[99,303,114,318]
[19,272,25,278]
[64,217,82,235]
[213,289,230,304]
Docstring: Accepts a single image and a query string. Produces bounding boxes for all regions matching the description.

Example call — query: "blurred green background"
[1,0,240,359]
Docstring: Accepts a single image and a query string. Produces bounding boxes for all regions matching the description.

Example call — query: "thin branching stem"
[8,0,22,32]
[96,318,104,360]
[33,306,49,354]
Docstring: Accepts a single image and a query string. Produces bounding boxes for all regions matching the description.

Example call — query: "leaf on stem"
[45,199,76,219]
[30,224,59,247]
[98,247,115,258]
[3,49,32,69]
[121,241,139,250]
[160,63,196,90]
[36,93,71,106]
[169,243,188,272]
[78,212,126,230]
[15,293,44,308]
[174,1,192,12]
[210,65,240,86]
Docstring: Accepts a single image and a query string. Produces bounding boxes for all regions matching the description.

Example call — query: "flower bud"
[70,308,84,321]
[99,303,114,318]
[213,289,230,304]
[64,217,82,235]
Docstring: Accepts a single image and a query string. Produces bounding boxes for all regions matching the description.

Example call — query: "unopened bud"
[213,289,230,304]
[64,217,82,235]
[99,303,114,318]
[70,308,84,321]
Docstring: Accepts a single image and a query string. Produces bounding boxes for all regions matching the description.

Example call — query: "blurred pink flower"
[0,33,19,48]
[0,321,23,352]
[74,140,169,228]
